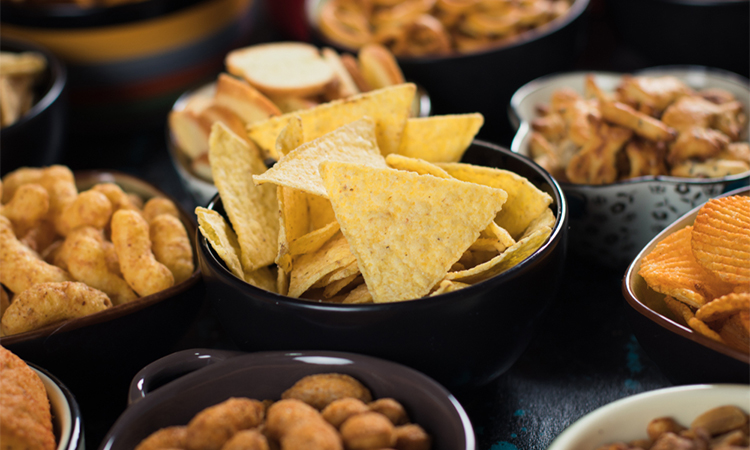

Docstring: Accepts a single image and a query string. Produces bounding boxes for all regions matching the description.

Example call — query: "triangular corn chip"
[385,154,451,178]
[288,232,357,298]
[276,115,304,158]
[397,113,484,162]
[244,266,277,293]
[430,280,471,296]
[320,161,508,302]
[276,186,309,273]
[253,117,387,198]
[209,123,279,272]
[290,220,341,256]
[195,207,243,280]
[247,83,415,158]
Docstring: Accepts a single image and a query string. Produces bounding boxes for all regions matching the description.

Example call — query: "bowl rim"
[198,139,568,308]
[304,0,591,63]
[0,169,201,345]
[0,36,67,134]
[508,65,750,188]
[621,185,750,365]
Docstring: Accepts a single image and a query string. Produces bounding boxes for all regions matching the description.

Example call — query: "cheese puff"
[20,220,58,254]
[221,429,269,450]
[149,214,194,284]
[0,287,9,336]
[280,419,343,450]
[1,281,112,335]
[101,240,122,276]
[59,227,137,305]
[127,193,144,210]
[135,426,187,450]
[0,183,49,237]
[266,399,321,440]
[142,197,180,224]
[91,183,141,213]
[185,398,265,450]
[111,210,174,297]
[340,412,395,450]
[58,190,113,236]
[1,166,46,203]
[0,216,72,294]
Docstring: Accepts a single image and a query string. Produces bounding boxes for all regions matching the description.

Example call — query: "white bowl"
[548,384,750,450]
[509,66,750,269]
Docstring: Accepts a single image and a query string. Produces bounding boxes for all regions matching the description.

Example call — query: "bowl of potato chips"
[623,187,749,385]
[510,66,750,270]
[194,82,568,390]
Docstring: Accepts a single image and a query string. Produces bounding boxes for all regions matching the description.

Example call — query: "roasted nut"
[322,397,369,428]
[648,417,686,441]
[394,424,432,450]
[340,411,395,449]
[368,398,409,426]
[691,406,748,436]
[281,373,373,410]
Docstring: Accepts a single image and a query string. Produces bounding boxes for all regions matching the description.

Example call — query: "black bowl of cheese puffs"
[194,89,568,391]
[0,166,203,392]
[100,349,475,450]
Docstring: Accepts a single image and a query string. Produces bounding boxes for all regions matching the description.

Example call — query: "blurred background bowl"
[101,349,476,450]
[0,0,260,135]
[0,170,204,400]
[29,362,84,450]
[305,0,592,144]
[509,66,750,270]
[196,140,568,391]
[622,186,749,385]
[547,384,749,450]
[604,0,749,79]
[0,37,68,177]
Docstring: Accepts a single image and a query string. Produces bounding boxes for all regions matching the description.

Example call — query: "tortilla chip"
[307,194,337,230]
[290,220,341,256]
[288,232,357,298]
[253,117,387,198]
[342,283,373,304]
[437,162,553,239]
[277,266,289,296]
[430,280,471,296]
[320,161,508,302]
[275,115,304,158]
[244,266,277,293]
[195,207,244,280]
[276,186,309,273]
[385,154,452,178]
[247,83,416,158]
[324,273,360,298]
[397,113,484,162]
[520,208,556,239]
[209,123,279,272]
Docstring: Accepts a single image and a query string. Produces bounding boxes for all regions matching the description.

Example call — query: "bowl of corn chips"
[194,83,568,390]
[0,37,67,177]
[510,66,750,270]
[623,187,749,385]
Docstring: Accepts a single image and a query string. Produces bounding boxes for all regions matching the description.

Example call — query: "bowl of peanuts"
[0,166,204,391]
[547,384,749,450]
[100,349,475,450]
[509,66,750,270]
[305,0,591,142]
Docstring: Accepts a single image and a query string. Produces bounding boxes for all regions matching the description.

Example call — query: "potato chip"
[253,118,387,198]
[688,317,724,343]
[209,123,279,272]
[288,232,357,298]
[695,292,750,323]
[437,162,553,239]
[342,283,373,304]
[397,114,484,162]
[720,311,749,353]
[446,225,552,284]
[290,221,341,257]
[247,83,416,158]
[430,280,470,296]
[691,196,750,285]
[639,227,734,308]
[663,295,695,326]
[276,186,309,273]
[320,161,508,302]
[385,154,451,178]
[195,207,244,281]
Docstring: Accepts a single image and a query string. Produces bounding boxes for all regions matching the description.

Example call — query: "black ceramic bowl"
[100,349,475,450]
[197,140,568,391]
[605,0,749,79]
[0,170,204,393]
[0,37,67,177]
[29,362,84,450]
[305,0,591,143]
[622,186,750,385]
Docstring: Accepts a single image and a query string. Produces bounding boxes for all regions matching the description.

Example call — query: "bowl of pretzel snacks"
[305,0,590,142]
[623,187,749,385]
[510,66,750,269]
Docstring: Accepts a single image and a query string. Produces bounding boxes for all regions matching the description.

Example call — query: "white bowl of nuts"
[547,384,749,450]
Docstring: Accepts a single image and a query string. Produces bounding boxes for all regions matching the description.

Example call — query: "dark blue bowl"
[197,140,568,391]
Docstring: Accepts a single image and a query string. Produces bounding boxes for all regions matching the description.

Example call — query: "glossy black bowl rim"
[0,37,67,133]
[621,186,750,365]
[305,0,590,63]
[28,361,83,450]
[0,170,201,345]
[619,0,748,5]
[199,139,568,309]
[0,0,208,28]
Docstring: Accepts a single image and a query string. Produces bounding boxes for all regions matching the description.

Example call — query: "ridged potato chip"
[696,292,750,323]
[719,311,749,353]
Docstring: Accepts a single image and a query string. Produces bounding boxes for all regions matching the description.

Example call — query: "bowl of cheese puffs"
[622,187,749,385]
[0,166,203,391]
[510,66,750,270]
[101,349,475,450]
[194,87,568,391]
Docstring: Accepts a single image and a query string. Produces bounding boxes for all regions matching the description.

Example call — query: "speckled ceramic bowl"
[100,349,476,450]
[622,186,749,385]
[510,66,750,270]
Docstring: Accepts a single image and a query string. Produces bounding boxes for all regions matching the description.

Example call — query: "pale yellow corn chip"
[342,283,373,304]
[195,207,244,281]
[397,113,484,162]
[244,266,277,293]
[253,117,387,198]
[209,123,279,272]
[290,220,341,256]
[481,221,516,249]
[430,280,471,296]
[320,161,508,303]
[324,273,360,298]
[276,186,309,273]
[288,232,357,298]
[312,259,359,289]
[277,266,289,296]
[308,194,337,230]
[437,162,553,239]
[247,83,415,158]
[521,208,556,239]
[385,154,451,178]
[276,115,304,158]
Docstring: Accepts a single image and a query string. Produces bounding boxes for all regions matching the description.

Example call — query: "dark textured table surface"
[32,1,745,448]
